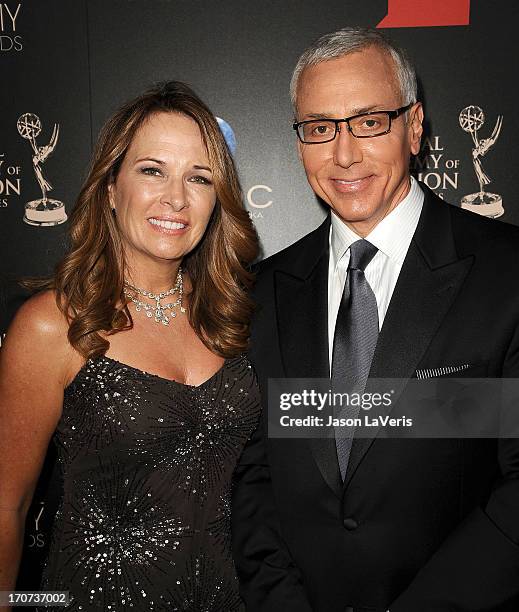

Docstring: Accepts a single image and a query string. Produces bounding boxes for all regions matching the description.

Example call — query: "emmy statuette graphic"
[17,113,67,226]
[459,105,503,218]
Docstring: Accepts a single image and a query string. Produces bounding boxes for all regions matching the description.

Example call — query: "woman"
[0,81,260,611]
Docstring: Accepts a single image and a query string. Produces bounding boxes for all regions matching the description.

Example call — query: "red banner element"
[377,0,470,28]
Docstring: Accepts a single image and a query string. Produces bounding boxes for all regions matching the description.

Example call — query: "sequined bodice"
[41,355,260,611]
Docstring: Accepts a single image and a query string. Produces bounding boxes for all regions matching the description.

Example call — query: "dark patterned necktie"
[332,239,379,481]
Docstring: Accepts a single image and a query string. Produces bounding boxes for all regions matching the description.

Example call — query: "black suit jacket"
[232,186,519,612]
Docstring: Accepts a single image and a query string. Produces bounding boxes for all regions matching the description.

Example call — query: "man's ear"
[297,138,304,162]
[294,112,305,162]
[408,102,424,156]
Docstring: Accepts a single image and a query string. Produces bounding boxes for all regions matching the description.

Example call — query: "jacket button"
[343,517,359,530]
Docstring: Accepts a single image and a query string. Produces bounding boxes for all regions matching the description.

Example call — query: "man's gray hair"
[290,27,417,113]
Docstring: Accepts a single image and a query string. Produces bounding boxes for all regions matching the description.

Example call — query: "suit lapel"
[275,216,343,497]
[344,189,474,488]
[275,216,330,379]
[275,257,329,381]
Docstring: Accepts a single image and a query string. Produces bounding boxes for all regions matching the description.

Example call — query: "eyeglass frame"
[292,103,414,144]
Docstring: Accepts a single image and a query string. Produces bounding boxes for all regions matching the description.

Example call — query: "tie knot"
[348,240,378,272]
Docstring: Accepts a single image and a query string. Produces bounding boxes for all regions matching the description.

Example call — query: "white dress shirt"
[328,176,424,369]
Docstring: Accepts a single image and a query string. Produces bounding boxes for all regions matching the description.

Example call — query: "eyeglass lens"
[299,112,391,142]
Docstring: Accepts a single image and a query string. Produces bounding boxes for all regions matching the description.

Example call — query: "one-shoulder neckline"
[67,355,231,391]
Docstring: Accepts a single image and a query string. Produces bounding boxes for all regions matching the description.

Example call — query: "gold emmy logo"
[17,113,67,226]
[459,106,503,218]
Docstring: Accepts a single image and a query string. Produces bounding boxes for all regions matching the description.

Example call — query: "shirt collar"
[330,176,424,269]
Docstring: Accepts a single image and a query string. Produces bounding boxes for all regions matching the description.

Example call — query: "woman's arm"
[0,291,79,609]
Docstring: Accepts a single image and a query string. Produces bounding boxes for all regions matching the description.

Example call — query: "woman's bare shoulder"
[11,290,69,339]
[3,290,83,384]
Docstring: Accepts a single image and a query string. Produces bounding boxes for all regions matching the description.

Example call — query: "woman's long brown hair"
[33,81,259,359]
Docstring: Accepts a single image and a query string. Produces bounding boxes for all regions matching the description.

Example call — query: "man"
[232,27,519,612]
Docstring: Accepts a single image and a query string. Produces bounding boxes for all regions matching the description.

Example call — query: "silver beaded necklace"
[123,267,186,326]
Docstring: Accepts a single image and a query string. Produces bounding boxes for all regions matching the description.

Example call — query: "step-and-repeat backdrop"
[1,0,517,587]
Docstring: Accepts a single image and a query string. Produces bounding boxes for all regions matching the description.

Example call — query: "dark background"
[1,0,517,587]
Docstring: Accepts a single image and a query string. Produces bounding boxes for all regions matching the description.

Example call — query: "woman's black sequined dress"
[40,355,260,611]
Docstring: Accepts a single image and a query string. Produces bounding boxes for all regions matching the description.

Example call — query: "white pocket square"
[415,364,471,379]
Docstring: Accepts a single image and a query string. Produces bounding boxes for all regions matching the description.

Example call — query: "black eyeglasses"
[293,103,413,144]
